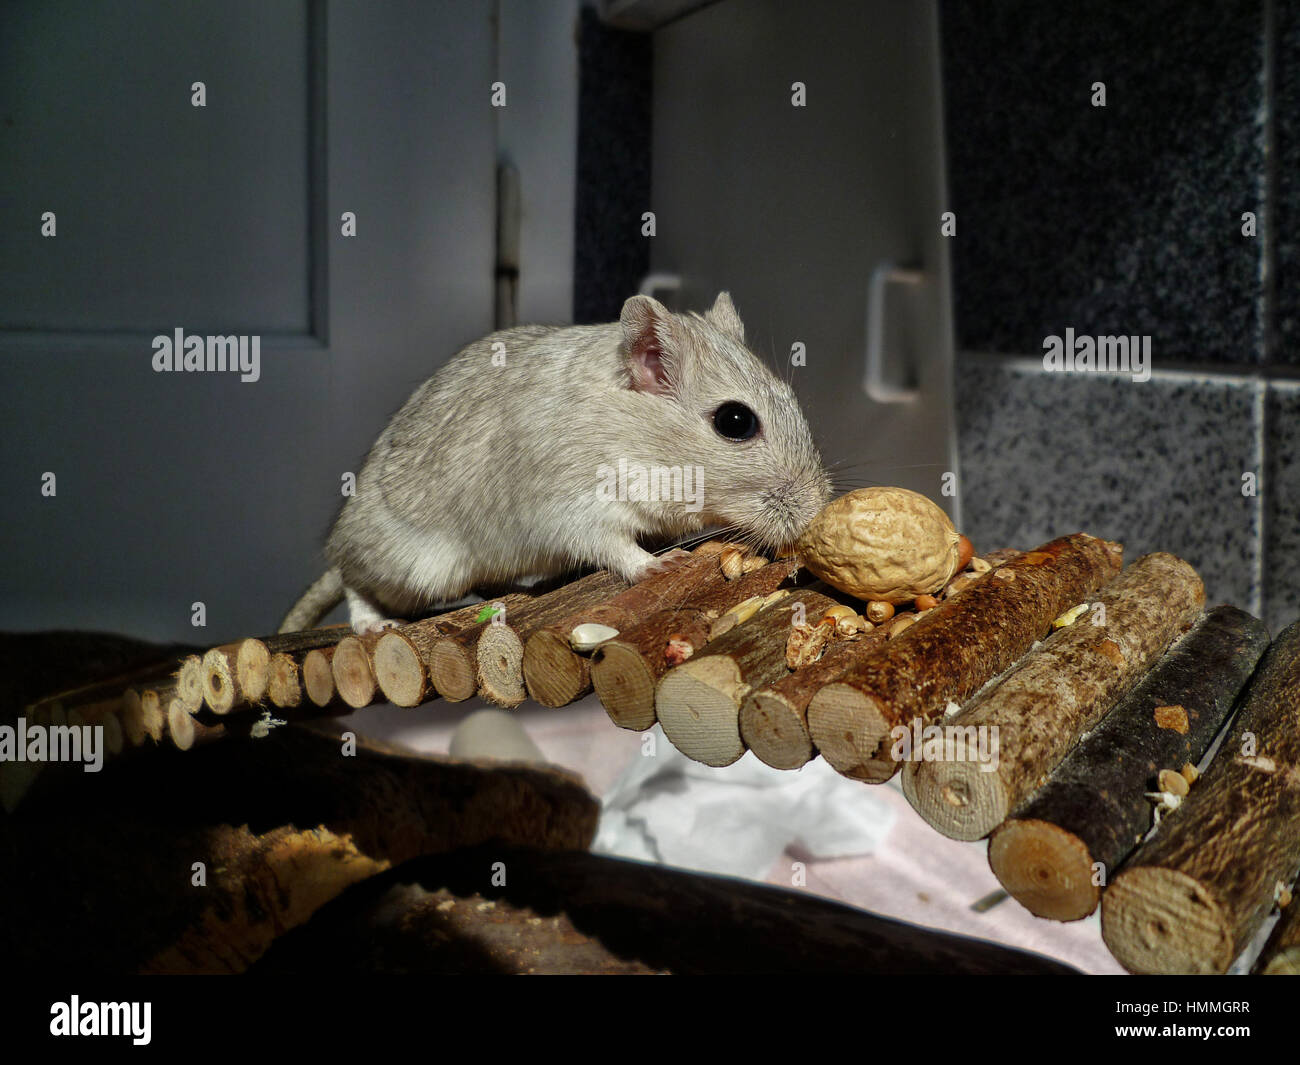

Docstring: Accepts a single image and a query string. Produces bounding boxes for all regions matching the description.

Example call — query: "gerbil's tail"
[279,567,344,633]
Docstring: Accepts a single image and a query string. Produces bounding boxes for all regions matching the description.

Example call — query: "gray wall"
[0,0,580,645]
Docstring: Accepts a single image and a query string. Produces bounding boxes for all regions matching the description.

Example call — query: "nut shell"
[796,487,961,604]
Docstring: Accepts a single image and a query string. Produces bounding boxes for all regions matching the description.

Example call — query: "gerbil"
[280,292,831,634]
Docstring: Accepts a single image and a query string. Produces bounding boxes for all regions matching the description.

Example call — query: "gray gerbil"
[280,292,831,634]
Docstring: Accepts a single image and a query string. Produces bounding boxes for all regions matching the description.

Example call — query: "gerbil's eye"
[712,402,760,441]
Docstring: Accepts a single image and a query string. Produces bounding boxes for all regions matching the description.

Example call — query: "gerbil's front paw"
[635,548,694,582]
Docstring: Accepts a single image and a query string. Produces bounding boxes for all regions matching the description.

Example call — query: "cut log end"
[302,648,336,707]
[202,649,240,714]
[1101,867,1234,974]
[332,636,378,709]
[175,655,205,712]
[429,641,476,703]
[522,629,587,708]
[591,641,658,731]
[476,628,527,708]
[739,691,814,770]
[235,639,272,703]
[988,819,1099,922]
[901,755,1008,841]
[655,658,746,767]
[373,632,427,707]
[266,653,303,709]
[806,684,896,783]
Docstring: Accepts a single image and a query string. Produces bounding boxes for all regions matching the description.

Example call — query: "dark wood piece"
[1101,618,1300,973]
[988,605,1268,921]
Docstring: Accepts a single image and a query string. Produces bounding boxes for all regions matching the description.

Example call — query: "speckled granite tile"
[1277,0,1300,364]
[1265,382,1300,633]
[939,0,1267,364]
[955,359,1263,614]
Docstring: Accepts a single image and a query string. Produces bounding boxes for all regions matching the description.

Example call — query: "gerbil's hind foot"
[345,586,407,635]
[635,548,694,582]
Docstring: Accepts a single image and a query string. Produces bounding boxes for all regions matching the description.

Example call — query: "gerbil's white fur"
[280,292,830,633]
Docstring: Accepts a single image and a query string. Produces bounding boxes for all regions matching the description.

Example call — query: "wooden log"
[806,533,1122,784]
[655,587,843,767]
[372,595,532,708]
[423,571,626,706]
[202,644,245,714]
[589,558,803,731]
[175,654,205,713]
[522,542,735,709]
[475,571,635,707]
[25,656,190,720]
[266,653,303,709]
[1254,889,1300,975]
[903,553,1205,841]
[166,700,226,751]
[302,647,336,707]
[1100,618,1300,974]
[986,605,1268,921]
[253,844,1080,976]
[1,722,600,974]
[331,632,387,709]
[740,628,889,770]
[121,684,177,747]
[230,625,350,705]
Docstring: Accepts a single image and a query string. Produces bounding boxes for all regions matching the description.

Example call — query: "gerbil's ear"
[620,294,680,397]
[704,291,745,343]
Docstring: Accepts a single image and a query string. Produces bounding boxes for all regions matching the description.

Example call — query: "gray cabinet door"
[0,0,497,640]
[648,0,961,526]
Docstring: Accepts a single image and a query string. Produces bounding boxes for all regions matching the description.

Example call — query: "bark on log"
[903,553,1205,841]
[740,628,889,770]
[1100,618,1300,974]
[807,533,1122,783]
[522,542,734,709]
[1254,890,1300,975]
[656,588,841,767]
[589,558,803,731]
[372,595,532,707]
[987,605,1267,921]
[452,571,629,707]
[252,844,1079,975]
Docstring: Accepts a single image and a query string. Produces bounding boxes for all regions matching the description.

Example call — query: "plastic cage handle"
[864,263,923,404]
